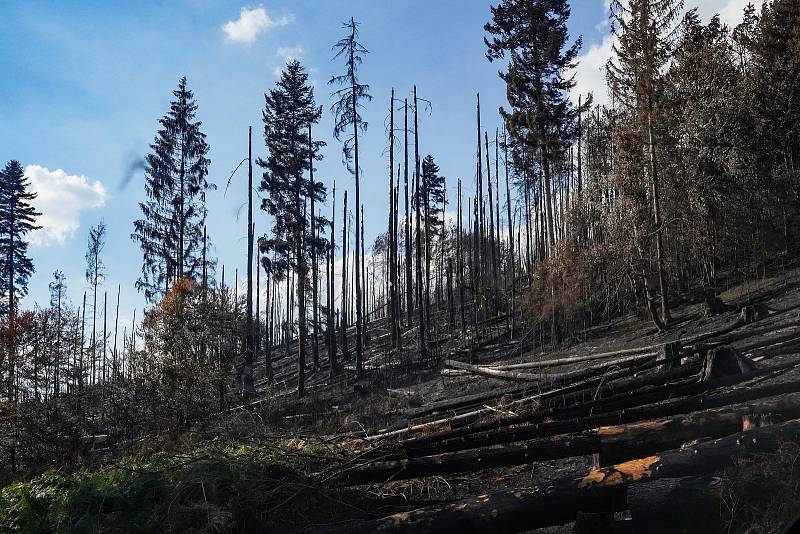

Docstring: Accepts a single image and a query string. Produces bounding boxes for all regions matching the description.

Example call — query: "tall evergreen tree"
[607,0,683,328]
[329,17,372,378]
[420,155,447,236]
[258,60,327,398]
[0,161,41,316]
[133,77,213,303]
[744,0,800,203]
[485,0,586,254]
[419,155,446,326]
[662,12,742,283]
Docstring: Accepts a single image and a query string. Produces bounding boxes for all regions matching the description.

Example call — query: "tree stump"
[701,347,757,381]
[658,342,681,371]
[703,292,729,317]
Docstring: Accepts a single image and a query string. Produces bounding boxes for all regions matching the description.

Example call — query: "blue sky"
[0,0,759,323]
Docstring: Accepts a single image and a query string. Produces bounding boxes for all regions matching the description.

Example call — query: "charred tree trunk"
[414,87,427,360]
[341,190,350,361]
[310,126,320,369]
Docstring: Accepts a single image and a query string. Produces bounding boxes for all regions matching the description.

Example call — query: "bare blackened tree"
[329,17,372,378]
[85,221,106,384]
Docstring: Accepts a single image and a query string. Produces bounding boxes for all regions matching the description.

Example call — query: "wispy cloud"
[272,46,305,77]
[571,34,614,106]
[26,165,107,247]
[277,46,304,61]
[222,6,293,44]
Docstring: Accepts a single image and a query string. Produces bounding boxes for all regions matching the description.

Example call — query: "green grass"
[0,443,355,533]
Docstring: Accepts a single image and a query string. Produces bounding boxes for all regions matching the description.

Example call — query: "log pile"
[320,306,800,532]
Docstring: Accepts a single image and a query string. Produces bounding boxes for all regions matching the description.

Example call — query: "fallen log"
[373,358,697,441]
[443,359,555,380]
[444,353,657,382]
[402,359,797,448]
[404,384,534,420]
[597,389,800,465]
[339,435,600,485]
[317,419,800,533]
[735,329,800,353]
[484,347,659,371]
[347,390,800,483]
[415,353,663,421]
[680,316,746,345]
[405,379,800,457]
[623,476,724,533]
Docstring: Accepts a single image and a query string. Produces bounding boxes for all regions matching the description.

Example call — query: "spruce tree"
[607,0,683,327]
[133,77,213,303]
[0,160,41,316]
[485,0,586,255]
[745,0,800,201]
[258,60,327,398]
[420,155,447,237]
[420,155,447,322]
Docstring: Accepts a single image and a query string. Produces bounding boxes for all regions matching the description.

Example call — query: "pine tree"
[133,77,213,303]
[0,161,41,317]
[329,17,372,378]
[485,0,586,255]
[258,60,327,398]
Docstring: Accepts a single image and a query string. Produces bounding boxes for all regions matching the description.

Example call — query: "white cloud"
[222,6,293,44]
[572,0,765,107]
[698,0,765,27]
[25,165,107,247]
[572,34,614,107]
[277,46,304,61]
[272,46,305,77]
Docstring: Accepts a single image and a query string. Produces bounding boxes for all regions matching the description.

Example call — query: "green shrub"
[0,443,347,533]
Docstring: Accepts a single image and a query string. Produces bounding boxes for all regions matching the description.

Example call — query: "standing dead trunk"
[503,128,515,337]
[457,179,466,334]
[404,99,413,327]
[486,131,498,289]
[341,190,350,361]
[648,106,671,325]
[310,126,320,369]
[329,182,339,375]
[414,86,427,360]
[112,284,120,381]
[102,291,107,383]
[246,127,255,390]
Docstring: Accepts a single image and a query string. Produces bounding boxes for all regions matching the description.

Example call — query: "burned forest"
[2,0,800,532]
